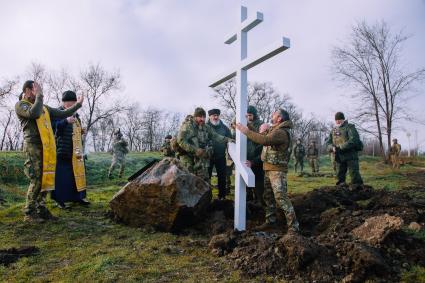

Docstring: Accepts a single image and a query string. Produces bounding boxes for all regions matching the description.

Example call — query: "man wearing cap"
[108,129,129,179]
[15,81,83,222]
[51,91,89,209]
[207,109,232,199]
[293,138,306,174]
[390,138,401,169]
[161,135,175,157]
[177,107,232,183]
[326,112,364,187]
[245,105,265,204]
[236,109,300,233]
[307,140,320,174]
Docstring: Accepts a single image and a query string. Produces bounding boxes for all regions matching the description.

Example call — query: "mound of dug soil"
[205,186,425,282]
[0,246,39,266]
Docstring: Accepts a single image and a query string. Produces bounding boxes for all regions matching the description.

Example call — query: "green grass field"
[1,152,424,282]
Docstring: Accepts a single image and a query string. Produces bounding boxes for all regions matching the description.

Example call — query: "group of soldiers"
[160,106,368,233]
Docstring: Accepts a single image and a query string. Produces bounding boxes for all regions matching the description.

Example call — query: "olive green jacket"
[15,94,82,145]
[326,120,361,161]
[245,120,292,172]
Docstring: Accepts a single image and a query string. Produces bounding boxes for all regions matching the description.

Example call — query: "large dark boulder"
[110,158,212,232]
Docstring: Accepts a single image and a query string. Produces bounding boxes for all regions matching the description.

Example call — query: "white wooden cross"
[209,6,290,231]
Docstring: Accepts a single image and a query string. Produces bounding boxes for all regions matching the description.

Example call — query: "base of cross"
[228,142,255,231]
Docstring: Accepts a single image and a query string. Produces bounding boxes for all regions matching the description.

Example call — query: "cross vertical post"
[209,5,290,231]
[234,6,248,231]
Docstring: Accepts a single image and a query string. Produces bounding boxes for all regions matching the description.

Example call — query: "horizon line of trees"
[1,20,424,158]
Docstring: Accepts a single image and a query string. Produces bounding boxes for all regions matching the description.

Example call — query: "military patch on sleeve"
[20,103,29,111]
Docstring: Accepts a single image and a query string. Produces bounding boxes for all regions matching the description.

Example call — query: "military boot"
[24,212,45,224]
[38,207,58,221]
[253,221,278,231]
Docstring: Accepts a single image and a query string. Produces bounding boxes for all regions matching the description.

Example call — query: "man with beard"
[207,109,232,199]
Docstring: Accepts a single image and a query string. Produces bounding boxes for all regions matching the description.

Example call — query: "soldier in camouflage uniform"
[237,109,300,233]
[161,135,175,157]
[16,81,83,222]
[326,112,364,187]
[307,140,320,173]
[293,138,305,174]
[390,138,401,169]
[108,129,129,179]
[177,107,232,183]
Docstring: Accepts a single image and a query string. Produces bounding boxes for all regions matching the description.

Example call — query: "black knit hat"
[62,90,77,102]
[247,105,258,116]
[194,107,206,117]
[165,135,172,139]
[335,112,345,120]
[208,108,220,116]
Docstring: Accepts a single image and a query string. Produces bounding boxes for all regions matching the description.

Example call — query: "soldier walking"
[161,135,175,157]
[236,109,300,233]
[177,107,232,184]
[307,140,320,173]
[326,112,364,188]
[16,81,83,222]
[293,139,305,174]
[108,129,129,179]
[390,138,401,169]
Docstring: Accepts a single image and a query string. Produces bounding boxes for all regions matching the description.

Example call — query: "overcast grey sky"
[1,0,424,148]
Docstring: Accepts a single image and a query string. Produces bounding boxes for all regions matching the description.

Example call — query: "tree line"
[0,20,423,158]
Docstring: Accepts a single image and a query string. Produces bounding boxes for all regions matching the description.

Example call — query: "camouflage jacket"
[326,120,361,161]
[247,119,263,167]
[161,140,175,157]
[177,115,229,159]
[390,143,401,156]
[245,120,292,172]
[112,138,129,158]
[15,93,82,145]
[307,145,319,158]
[293,144,305,159]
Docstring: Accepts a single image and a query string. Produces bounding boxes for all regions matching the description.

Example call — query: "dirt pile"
[0,246,39,266]
[205,186,425,282]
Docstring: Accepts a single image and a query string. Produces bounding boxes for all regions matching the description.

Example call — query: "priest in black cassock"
[51,91,89,208]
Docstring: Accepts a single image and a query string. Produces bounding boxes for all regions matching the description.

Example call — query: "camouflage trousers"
[294,158,304,173]
[263,171,299,230]
[108,157,125,178]
[309,157,319,173]
[23,144,47,215]
[390,154,400,169]
[180,155,210,183]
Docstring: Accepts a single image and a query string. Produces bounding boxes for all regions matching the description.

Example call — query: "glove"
[195,148,205,157]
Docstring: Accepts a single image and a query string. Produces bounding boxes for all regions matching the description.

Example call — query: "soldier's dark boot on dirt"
[24,212,45,224]
[253,222,278,231]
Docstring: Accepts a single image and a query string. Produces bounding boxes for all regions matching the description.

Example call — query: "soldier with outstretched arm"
[16,80,83,223]
[236,109,300,233]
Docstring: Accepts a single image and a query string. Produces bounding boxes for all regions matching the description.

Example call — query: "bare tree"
[0,79,16,105]
[78,63,123,149]
[332,21,425,159]
[213,79,299,124]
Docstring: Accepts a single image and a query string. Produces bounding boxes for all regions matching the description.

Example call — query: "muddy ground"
[194,185,425,282]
